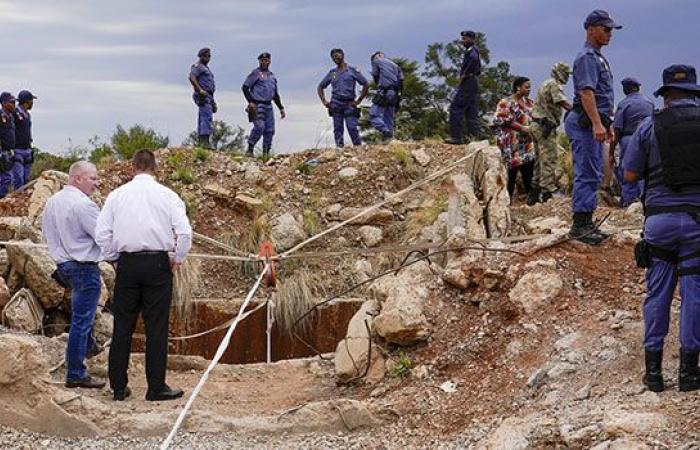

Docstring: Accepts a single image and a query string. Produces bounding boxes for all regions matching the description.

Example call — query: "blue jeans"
[644,213,700,351]
[58,261,101,380]
[565,111,604,214]
[247,103,275,150]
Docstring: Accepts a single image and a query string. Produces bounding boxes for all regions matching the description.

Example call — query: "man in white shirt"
[42,161,106,389]
[96,149,192,401]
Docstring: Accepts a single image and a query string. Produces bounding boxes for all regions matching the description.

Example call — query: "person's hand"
[592,123,607,142]
[280,108,286,119]
[247,102,256,111]
[322,100,330,108]
[170,259,182,272]
[198,89,208,96]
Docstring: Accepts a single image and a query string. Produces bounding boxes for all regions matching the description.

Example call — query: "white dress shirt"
[42,185,103,263]
[95,174,192,262]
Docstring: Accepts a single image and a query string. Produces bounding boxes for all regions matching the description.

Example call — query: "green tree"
[360,58,447,142]
[110,124,169,160]
[423,32,514,137]
[184,120,246,152]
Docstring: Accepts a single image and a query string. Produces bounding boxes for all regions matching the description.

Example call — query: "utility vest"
[653,105,700,192]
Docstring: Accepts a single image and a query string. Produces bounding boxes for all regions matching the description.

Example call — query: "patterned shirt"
[531,78,569,125]
[493,96,535,169]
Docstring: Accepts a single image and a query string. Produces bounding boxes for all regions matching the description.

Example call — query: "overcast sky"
[1,0,698,154]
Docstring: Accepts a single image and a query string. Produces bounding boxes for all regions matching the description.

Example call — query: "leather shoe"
[113,387,131,401]
[146,385,184,401]
[65,375,106,389]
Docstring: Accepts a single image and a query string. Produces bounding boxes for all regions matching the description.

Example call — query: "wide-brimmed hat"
[654,64,700,97]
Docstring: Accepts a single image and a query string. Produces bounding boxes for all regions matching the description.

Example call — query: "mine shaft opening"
[133,298,363,364]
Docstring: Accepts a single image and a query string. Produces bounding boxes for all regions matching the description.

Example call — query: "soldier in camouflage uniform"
[528,62,573,205]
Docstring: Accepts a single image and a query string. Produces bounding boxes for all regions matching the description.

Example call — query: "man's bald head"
[68,161,99,196]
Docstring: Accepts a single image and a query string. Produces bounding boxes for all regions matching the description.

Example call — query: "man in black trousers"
[96,149,192,401]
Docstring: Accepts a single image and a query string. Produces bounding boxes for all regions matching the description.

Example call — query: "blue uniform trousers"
[0,152,11,198]
[331,99,361,147]
[369,89,397,135]
[565,111,604,213]
[58,261,101,381]
[614,136,642,207]
[12,148,32,189]
[248,104,275,151]
[194,94,214,136]
[449,78,479,139]
[644,213,700,352]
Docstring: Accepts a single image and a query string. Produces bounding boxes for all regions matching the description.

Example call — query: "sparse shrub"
[295,162,312,175]
[167,151,186,168]
[389,352,412,378]
[174,167,195,184]
[405,191,448,237]
[193,147,210,162]
[391,142,411,166]
[110,124,169,160]
[302,209,319,235]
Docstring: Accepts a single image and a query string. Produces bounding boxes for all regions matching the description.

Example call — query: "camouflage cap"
[551,62,572,81]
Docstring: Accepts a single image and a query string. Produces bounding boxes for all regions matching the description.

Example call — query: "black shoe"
[643,348,664,392]
[526,188,541,206]
[679,349,700,392]
[146,385,184,401]
[65,375,106,389]
[113,386,131,401]
[569,212,607,245]
[381,132,393,144]
[541,190,553,203]
[198,135,211,149]
[262,147,271,157]
[444,137,465,145]
[246,144,254,157]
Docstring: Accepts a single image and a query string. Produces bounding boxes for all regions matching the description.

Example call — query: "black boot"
[679,349,700,392]
[262,146,271,157]
[569,212,607,245]
[246,144,254,157]
[198,134,210,149]
[541,190,553,203]
[526,187,541,206]
[643,348,664,392]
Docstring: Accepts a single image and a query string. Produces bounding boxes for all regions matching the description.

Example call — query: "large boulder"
[0,333,48,385]
[26,170,68,228]
[2,288,44,333]
[270,213,306,251]
[464,141,511,238]
[0,217,22,241]
[445,172,486,240]
[509,268,563,314]
[6,240,65,309]
[335,300,384,383]
[371,260,432,345]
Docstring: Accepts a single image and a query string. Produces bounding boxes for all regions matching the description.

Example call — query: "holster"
[634,239,651,268]
[574,104,612,130]
[194,92,208,107]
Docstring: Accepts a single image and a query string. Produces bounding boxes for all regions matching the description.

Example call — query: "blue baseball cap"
[17,90,36,102]
[197,47,211,57]
[0,92,16,104]
[257,52,271,60]
[584,10,622,29]
[654,64,700,97]
[621,77,641,87]
[460,30,476,38]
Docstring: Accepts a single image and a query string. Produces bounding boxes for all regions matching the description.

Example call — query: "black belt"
[60,260,98,266]
[253,100,272,105]
[120,251,168,256]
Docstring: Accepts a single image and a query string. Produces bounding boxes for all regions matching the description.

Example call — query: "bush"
[30,150,80,180]
[193,147,210,162]
[174,167,195,184]
[111,124,169,160]
[183,120,246,153]
[389,352,412,378]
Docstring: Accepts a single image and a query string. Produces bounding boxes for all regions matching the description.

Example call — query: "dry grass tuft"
[273,268,325,335]
[225,214,271,277]
[172,258,201,329]
[404,191,448,238]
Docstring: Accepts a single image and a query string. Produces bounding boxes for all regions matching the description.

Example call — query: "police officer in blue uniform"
[369,51,404,144]
[188,48,217,149]
[12,90,37,189]
[611,78,654,207]
[242,52,286,157]
[317,48,369,148]
[0,92,16,199]
[565,10,621,245]
[445,30,481,145]
[623,65,700,393]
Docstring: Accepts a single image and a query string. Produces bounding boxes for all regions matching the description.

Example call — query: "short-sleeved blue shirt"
[613,92,655,136]
[243,68,278,103]
[318,66,368,101]
[371,58,404,89]
[190,62,215,94]
[0,110,15,151]
[460,46,481,79]
[623,98,700,208]
[572,42,615,115]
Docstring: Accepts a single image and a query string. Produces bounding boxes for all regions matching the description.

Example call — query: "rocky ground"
[1,140,698,449]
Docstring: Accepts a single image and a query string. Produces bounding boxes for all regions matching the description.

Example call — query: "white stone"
[270,213,306,251]
[358,226,383,247]
[335,300,383,383]
[338,167,359,179]
[526,217,568,234]
[509,270,563,314]
[411,148,431,167]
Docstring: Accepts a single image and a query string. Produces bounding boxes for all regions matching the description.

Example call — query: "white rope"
[159,263,269,450]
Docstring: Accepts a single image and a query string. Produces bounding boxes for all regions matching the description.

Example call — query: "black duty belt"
[120,251,168,256]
